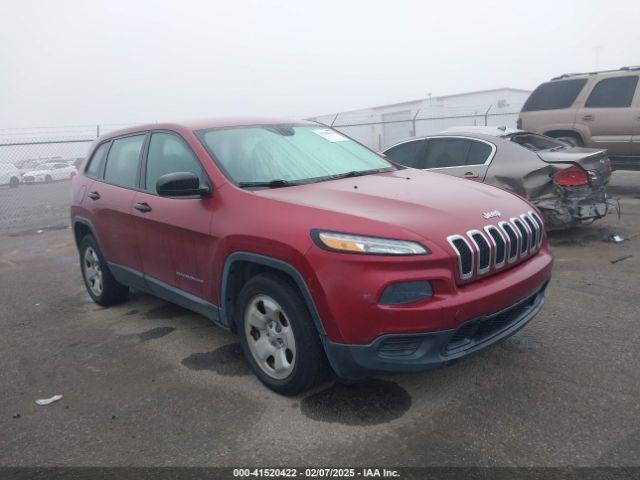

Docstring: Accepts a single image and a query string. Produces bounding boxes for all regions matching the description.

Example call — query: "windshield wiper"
[237,179,300,189]
[326,168,390,181]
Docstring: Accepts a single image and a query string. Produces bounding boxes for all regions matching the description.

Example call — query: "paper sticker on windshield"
[312,128,348,142]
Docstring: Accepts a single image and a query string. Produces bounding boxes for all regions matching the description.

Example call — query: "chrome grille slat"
[511,218,529,258]
[447,235,474,280]
[449,212,545,283]
[499,221,519,263]
[484,225,506,269]
[468,230,491,275]
[528,211,544,248]
[522,214,539,253]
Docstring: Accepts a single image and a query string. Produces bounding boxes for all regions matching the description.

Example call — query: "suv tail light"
[553,165,588,187]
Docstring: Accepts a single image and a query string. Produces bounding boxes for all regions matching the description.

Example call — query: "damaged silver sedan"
[382,126,615,229]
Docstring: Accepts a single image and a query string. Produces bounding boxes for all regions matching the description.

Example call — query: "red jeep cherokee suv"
[71,119,553,395]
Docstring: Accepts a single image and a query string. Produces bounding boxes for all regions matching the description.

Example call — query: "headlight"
[312,230,429,255]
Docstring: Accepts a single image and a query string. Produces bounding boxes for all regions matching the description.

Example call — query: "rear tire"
[9,177,19,188]
[236,273,330,395]
[79,235,129,306]
[45,175,52,183]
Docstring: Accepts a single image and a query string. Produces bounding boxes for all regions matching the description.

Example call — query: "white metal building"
[308,88,531,151]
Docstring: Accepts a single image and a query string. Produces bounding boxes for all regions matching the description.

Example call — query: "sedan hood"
[257,169,534,241]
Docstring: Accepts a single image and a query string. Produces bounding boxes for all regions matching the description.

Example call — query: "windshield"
[508,133,565,152]
[197,124,393,187]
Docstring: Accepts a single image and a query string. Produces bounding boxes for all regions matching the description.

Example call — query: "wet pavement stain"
[125,309,139,316]
[300,379,411,426]
[501,333,543,352]
[181,342,251,376]
[144,304,191,320]
[138,326,176,342]
[6,224,69,237]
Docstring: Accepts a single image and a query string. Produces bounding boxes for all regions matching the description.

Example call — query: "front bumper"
[324,281,547,380]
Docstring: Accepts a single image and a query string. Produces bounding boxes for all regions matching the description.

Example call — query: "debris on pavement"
[611,255,633,264]
[609,234,624,243]
[12,413,20,419]
[35,394,63,406]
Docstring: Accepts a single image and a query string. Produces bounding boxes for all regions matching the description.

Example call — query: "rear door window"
[466,140,493,165]
[104,135,145,188]
[85,142,110,178]
[585,76,639,108]
[383,140,425,168]
[423,138,471,169]
[145,132,205,193]
[521,79,587,111]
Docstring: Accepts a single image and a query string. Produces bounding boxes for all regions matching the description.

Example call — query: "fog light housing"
[379,281,433,306]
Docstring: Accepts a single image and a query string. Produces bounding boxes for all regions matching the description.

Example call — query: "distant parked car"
[518,66,640,170]
[22,162,77,184]
[383,126,613,229]
[0,163,21,188]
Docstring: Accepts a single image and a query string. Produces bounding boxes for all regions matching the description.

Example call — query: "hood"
[257,169,535,242]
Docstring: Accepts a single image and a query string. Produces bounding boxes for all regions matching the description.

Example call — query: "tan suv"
[518,66,640,169]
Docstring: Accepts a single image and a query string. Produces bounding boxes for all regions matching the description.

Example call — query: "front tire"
[45,175,52,183]
[79,235,129,306]
[9,177,19,188]
[236,273,329,395]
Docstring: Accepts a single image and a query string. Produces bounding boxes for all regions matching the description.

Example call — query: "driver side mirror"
[156,172,211,198]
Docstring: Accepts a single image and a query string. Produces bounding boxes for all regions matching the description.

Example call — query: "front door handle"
[582,114,594,121]
[134,202,152,213]
[87,191,100,200]
[463,172,478,178]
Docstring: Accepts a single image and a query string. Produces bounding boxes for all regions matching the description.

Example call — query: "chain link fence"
[0,124,136,234]
[311,109,521,151]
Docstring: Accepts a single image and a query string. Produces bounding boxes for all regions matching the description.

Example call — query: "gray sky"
[1,0,639,128]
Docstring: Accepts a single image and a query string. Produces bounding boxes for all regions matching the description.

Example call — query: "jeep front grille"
[447,212,544,283]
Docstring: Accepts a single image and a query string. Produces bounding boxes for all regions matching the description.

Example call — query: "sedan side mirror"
[156,172,211,198]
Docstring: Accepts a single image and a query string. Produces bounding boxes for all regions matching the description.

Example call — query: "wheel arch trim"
[220,252,327,337]
[72,216,104,252]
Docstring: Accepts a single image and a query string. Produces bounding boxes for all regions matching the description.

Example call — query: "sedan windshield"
[197,125,393,187]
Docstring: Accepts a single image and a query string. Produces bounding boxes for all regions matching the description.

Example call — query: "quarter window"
[383,140,424,168]
[85,142,110,179]
[104,135,145,188]
[585,76,639,108]
[423,138,471,169]
[466,141,493,165]
[145,132,205,193]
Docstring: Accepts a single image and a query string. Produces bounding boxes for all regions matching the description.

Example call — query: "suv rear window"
[585,76,639,108]
[104,135,145,188]
[521,79,587,111]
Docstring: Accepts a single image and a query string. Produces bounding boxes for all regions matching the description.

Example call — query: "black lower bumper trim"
[324,282,548,380]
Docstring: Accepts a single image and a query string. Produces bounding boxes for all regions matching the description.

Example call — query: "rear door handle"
[134,202,152,213]
[582,114,594,121]
[87,191,100,200]
[463,172,478,178]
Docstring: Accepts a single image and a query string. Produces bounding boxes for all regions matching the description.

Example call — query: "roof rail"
[551,66,640,80]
